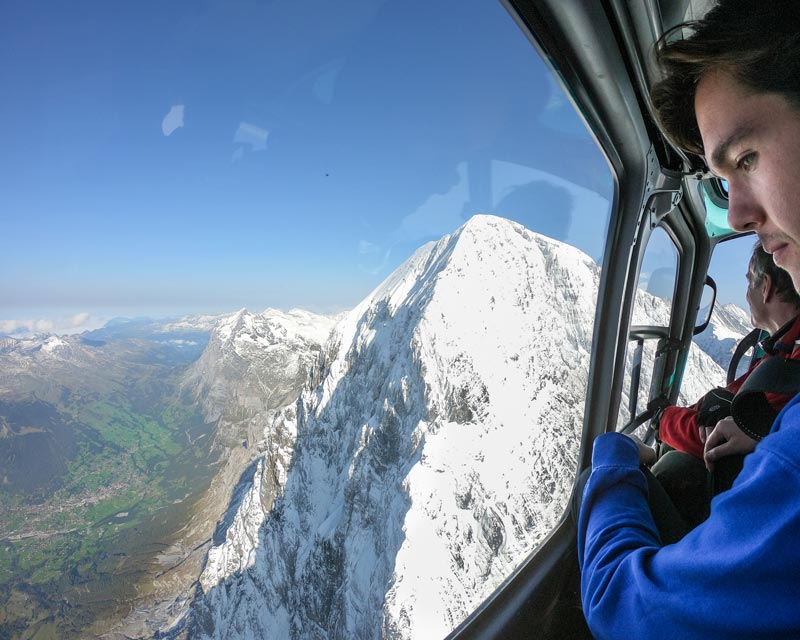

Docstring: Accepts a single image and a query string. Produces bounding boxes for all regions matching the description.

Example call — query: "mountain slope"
[0,309,338,639]
[692,302,753,374]
[188,214,728,639]
[110,308,339,637]
[183,308,338,444]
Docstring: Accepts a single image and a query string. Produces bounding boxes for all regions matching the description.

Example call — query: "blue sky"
[0,0,749,336]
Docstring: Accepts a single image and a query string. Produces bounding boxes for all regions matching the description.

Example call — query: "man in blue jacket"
[578,1,800,638]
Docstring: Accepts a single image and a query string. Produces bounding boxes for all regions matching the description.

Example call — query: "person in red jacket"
[660,244,800,457]
[651,242,800,529]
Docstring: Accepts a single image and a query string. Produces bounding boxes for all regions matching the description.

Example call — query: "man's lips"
[760,235,787,255]
[765,242,789,265]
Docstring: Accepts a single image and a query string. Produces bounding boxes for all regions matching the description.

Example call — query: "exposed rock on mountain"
[133,309,339,636]
[183,308,337,447]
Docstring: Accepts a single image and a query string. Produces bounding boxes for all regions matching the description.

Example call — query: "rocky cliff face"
[182,308,338,448]
[186,215,738,639]
[173,308,340,584]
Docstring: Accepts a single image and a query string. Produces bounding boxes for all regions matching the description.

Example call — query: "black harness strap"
[726,328,762,385]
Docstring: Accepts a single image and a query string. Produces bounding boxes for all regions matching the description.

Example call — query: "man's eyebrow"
[709,125,755,170]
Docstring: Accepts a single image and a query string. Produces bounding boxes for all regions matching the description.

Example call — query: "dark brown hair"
[650,0,800,157]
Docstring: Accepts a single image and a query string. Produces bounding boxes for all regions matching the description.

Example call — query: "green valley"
[0,327,221,639]
[0,389,217,638]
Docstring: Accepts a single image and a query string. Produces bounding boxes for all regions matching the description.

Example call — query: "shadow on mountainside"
[211,459,262,547]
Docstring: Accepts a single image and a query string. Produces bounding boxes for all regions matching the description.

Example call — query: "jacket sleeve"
[657,405,704,458]
[577,413,800,640]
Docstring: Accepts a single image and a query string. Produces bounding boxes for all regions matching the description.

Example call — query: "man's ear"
[762,274,774,303]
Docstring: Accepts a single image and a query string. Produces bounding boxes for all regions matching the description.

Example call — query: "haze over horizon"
[2,0,749,337]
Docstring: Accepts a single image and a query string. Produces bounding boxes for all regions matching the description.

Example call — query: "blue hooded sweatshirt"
[578,393,800,639]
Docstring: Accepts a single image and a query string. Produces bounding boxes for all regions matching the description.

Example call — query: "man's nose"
[727,187,765,232]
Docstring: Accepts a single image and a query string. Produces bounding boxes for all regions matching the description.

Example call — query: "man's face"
[695,70,800,289]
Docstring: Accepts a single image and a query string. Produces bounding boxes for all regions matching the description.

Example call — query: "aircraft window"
[697,235,759,381]
[618,227,678,432]
[635,228,678,311]
[620,230,757,437]
[0,1,614,637]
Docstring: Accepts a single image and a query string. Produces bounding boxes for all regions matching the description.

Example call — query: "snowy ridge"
[692,302,753,371]
[158,314,225,333]
[0,334,75,360]
[189,214,731,639]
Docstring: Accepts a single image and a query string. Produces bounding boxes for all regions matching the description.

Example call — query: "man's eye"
[737,153,757,171]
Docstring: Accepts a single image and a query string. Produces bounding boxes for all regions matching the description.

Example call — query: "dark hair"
[651,0,800,156]
[750,242,800,308]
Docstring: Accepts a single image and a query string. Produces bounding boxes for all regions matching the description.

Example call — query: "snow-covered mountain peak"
[713,302,752,337]
[0,333,72,355]
[214,308,252,344]
[323,213,598,406]
[190,215,610,639]
[40,335,70,355]
[189,215,737,639]
[262,308,341,346]
[212,308,338,356]
[362,214,593,316]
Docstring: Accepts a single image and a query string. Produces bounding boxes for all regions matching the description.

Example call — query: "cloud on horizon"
[71,311,91,326]
[0,312,102,337]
